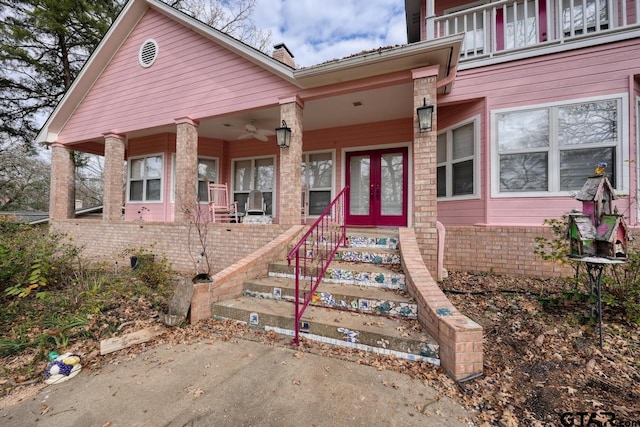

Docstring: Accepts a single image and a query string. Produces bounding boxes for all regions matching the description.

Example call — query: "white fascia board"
[147,0,297,84]
[35,0,147,145]
[293,34,464,88]
[35,0,297,145]
[458,27,640,71]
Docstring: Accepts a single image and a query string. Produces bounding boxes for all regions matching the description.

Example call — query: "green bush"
[0,217,79,298]
[121,246,174,291]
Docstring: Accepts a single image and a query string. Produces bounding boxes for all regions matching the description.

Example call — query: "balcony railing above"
[429,0,640,60]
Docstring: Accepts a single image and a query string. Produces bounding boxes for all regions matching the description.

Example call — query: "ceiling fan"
[237,121,274,142]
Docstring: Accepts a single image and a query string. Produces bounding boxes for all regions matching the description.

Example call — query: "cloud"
[254,0,407,67]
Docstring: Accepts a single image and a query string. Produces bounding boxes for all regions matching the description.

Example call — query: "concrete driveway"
[0,338,475,426]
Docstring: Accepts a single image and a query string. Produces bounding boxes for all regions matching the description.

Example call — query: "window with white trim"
[232,157,275,215]
[437,119,478,199]
[128,154,163,202]
[302,151,333,215]
[495,97,621,195]
[197,157,218,202]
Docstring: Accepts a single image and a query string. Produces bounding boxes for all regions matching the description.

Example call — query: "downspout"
[436,221,447,281]
[436,65,457,90]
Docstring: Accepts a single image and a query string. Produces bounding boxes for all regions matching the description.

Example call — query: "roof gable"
[36,0,295,145]
[58,8,296,143]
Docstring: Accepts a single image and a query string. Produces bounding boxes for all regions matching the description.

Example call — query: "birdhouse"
[568,163,630,259]
[574,174,616,227]
[595,211,629,259]
[567,211,596,258]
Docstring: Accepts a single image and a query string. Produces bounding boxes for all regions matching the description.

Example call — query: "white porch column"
[49,143,75,221]
[174,117,199,223]
[412,66,439,273]
[278,96,304,226]
[426,0,436,40]
[103,133,125,222]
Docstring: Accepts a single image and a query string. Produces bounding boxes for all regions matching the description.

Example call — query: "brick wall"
[442,225,572,278]
[50,220,290,275]
[191,226,304,322]
[399,228,483,381]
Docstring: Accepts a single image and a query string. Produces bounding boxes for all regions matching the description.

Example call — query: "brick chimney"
[272,43,295,68]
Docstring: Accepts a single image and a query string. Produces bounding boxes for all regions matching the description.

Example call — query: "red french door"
[346,148,408,227]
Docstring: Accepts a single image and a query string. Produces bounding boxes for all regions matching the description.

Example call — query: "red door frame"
[345,147,408,227]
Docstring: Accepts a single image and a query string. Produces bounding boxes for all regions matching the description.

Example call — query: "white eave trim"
[459,26,640,71]
[294,33,464,86]
[35,0,297,145]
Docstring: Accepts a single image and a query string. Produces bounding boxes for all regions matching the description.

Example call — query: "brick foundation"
[443,225,572,278]
[399,228,483,381]
[50,220,290,275]
[191,226,304,322]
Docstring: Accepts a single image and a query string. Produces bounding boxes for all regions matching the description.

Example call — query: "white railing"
[431,0,640,59]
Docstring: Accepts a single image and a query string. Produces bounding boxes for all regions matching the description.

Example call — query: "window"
[129,155,163,202]
[437,119,478,199]
[197,158,218,202]
[495,97,622,195]
[233,157,275,215]
[302,151,333,215]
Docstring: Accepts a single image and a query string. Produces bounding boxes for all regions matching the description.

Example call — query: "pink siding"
[439,39,640,225]
[437,100,487,225]
[123,133,226,222]
[447,41,640,107]
[59,9,296,144]
[303,118,413,194]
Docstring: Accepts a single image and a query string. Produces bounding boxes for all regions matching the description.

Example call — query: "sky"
[252,0,409,68]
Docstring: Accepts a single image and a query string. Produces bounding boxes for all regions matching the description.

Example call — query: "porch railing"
[430,0,640,60]
[287,186,348,345]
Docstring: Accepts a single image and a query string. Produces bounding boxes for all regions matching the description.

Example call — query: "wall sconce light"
[275,120,291,148]
[416,98,434,132]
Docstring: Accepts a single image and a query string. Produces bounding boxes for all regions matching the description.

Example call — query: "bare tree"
[170,0,271,51]
[0,140,50,211]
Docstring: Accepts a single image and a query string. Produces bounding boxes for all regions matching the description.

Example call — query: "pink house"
[40,0,640,277]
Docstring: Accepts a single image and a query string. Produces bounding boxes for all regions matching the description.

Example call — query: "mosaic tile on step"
[346,235,399,249]
[336,250,401,265]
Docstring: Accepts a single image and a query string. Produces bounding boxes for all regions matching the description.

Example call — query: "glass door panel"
[349,155,370,215]
[346,148,407,226]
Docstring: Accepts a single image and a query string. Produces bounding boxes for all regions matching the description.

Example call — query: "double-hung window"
[197,158,218,202]
[233,157,275,215]
[437,119,478,199]
[129,154,163,202]
[302,151,334,215]
[495,97,622,195]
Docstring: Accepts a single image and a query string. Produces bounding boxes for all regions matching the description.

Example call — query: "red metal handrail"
[287,186,348,345]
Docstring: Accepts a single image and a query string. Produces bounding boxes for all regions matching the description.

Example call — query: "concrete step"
[211,296,439,363]
[334,246,401,265]
[243,276,417,319]
[345,231,399,249]
[268,260,406,290]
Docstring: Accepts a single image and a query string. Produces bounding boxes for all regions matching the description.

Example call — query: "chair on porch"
[301,187,309,223]
[208,183,238,223]
[245,189,266,216]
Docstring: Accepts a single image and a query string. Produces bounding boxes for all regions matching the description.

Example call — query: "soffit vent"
[139,39,158,68]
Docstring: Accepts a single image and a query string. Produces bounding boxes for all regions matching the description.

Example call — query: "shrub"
[0,217,79,298]
[120,246,174,291]
[535,215,640,325]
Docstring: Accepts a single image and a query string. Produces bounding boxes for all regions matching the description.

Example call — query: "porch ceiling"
[126,82,414,141]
